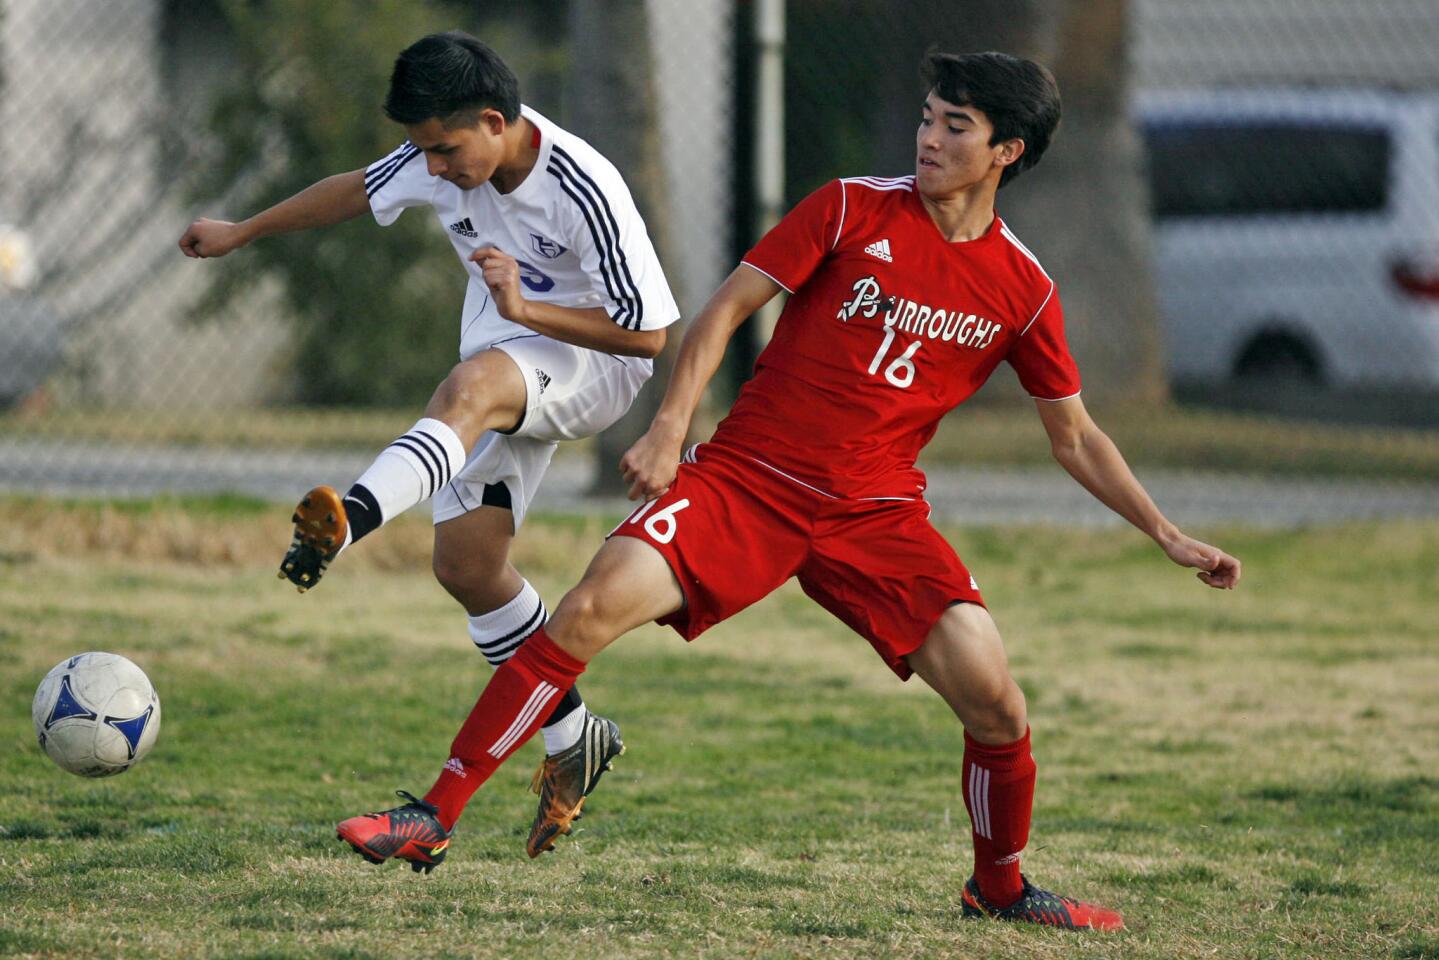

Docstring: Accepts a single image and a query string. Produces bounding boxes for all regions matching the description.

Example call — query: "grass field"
[2,497,1437,959]
[7,401,1439,481]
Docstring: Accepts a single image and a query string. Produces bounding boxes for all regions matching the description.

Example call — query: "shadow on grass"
[1283,872,1372,899]
[216,949,383,960]
[1243,776,1439,848]
[1247,776,1437,814]
[1394,937,1439,960]
[0,929,54,954]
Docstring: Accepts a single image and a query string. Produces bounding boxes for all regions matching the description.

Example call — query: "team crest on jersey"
[530,233,567,259]
[837,274,1003,350]
[837,275,895,322]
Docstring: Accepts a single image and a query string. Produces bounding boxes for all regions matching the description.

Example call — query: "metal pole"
[753,0,784,342]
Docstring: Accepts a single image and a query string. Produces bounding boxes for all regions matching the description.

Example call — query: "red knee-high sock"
[424,627,585,830]
[963,727,1036,908]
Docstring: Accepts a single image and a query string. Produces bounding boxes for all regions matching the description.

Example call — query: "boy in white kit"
[179,31,679,858]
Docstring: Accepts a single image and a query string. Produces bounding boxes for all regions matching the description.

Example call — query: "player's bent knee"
[545,538,684,661]
[431,556,482,606]
[547,585,622,661]
[429,351,523,430]
[968,680,1028,744]
[434,360,490,414]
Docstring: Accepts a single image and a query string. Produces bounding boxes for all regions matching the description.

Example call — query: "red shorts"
[608,444,984,679]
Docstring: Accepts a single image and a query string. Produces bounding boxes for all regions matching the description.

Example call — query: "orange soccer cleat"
[279,485,347,593]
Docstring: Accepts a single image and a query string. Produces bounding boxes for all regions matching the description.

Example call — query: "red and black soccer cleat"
[961,875,1125,931]
[336,791,451,874]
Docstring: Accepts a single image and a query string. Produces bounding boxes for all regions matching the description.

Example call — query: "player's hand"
[178,218,248,259]
[619,423,686,501]
[471,246,530,323]
[1160,532,1241,589]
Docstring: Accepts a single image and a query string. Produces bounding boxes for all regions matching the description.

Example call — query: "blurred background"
[1,0,1437,524]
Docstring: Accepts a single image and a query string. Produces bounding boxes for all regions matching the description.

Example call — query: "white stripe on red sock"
[488,682,559,758]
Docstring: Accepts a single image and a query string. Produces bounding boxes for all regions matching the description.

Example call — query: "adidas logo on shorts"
[535,368,552,396]
[449,217,479,239]
[864,238,893,262]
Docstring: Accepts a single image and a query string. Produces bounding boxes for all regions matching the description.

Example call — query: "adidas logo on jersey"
[448,217,478,239]
[864,238,893,262]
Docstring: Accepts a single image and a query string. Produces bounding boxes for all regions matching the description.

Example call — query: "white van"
[1134,89,1439,391]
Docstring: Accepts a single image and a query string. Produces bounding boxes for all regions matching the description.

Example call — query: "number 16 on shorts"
[621,497,691,545]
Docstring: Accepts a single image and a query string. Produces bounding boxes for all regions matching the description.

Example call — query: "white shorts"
[431,334,651,531]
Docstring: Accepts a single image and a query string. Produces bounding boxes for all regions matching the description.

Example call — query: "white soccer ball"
[32,652,162,778]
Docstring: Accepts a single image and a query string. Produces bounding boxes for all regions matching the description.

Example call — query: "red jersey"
[709,176,1081,499]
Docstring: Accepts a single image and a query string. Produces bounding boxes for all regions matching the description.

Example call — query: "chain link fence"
[1,0,1436,524]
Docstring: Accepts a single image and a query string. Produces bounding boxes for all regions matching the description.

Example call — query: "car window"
[1143,121,1390,218]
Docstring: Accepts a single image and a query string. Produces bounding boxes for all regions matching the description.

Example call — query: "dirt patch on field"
[0,499,432,570]
[0,498,610,580]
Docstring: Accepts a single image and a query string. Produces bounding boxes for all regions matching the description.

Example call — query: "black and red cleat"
[336,791,451,874]
[961,875,1125,931]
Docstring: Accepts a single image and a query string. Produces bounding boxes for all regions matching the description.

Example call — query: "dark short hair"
[921,51,1061,188]
[384,31,520,128]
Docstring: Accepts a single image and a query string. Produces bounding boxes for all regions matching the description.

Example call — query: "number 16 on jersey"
[622,497,691,544]
[868,327,921,388]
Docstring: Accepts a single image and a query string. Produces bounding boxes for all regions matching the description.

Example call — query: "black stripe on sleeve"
[553,147,644,330]
[550,146,642,329]
[365,143,421,198]
[365,141,417,184]
[547,161,629,326]
[547,146,644,330]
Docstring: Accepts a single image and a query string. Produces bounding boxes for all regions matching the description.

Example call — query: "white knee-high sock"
[468,580,587,754]
[345,417,466,545]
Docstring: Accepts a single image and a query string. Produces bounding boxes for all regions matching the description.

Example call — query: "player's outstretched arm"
[178,169,370,259]
[620,264,782,500]
[1036,396,1241,589]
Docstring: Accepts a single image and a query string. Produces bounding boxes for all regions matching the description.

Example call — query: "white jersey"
[365,105,680,361]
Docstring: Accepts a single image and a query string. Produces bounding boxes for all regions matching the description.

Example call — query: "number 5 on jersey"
[625,497,691,544]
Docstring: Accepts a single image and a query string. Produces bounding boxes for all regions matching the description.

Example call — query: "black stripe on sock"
[391,436,439,498]
[541,686,584,728]
[399,431,445,482]
[474,601,546,665]
[343,483,383,543]
[410,430,454,484]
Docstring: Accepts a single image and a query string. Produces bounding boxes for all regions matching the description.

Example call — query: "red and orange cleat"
[336,790,451,874]
[961,875,1125,932]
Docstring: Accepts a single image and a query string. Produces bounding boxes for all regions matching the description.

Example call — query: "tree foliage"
[189,0,467,405]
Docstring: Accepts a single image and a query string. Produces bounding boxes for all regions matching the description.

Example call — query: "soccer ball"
[32,652,162,778]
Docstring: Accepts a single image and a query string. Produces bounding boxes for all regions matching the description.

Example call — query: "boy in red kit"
[336,51,1240,932]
